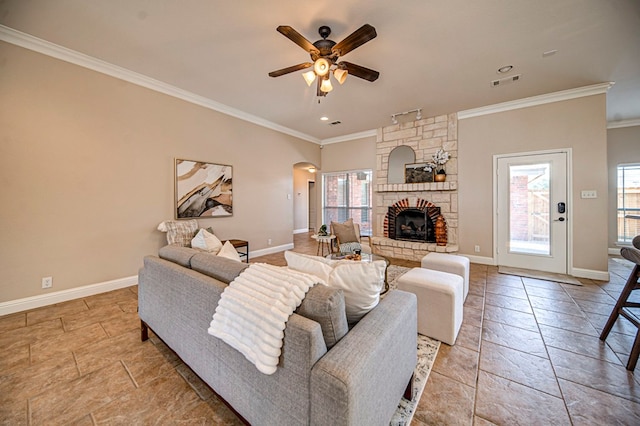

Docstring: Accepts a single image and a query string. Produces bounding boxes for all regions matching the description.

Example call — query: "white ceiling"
[1,0,639,142]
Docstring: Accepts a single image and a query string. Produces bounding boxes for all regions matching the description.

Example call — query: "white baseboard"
[250,243,293,259]
[462,254,496,266]
[293,228,310,234]
[570,268,610,281]
[0,275,138,316]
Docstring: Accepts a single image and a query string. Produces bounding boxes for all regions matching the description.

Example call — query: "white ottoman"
[421,253,470,301]
[396,268,463,345]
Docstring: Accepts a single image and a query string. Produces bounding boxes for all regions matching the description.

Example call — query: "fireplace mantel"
[375,181,457,193]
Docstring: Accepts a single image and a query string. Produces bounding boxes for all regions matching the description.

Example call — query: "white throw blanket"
[208,263,323,375]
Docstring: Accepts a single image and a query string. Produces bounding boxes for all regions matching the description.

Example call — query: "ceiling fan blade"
[268,62,313,78]
[341,61,380,82]
[332,24,377,57]
[277,26,320,55]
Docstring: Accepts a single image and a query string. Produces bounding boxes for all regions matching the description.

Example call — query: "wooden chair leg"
[627,330,640,371]
[600,265,640,341]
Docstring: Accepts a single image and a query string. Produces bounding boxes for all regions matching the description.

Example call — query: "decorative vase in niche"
[435,214,448,246]
[434,172,446,182]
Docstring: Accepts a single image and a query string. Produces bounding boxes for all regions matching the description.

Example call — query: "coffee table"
[326,252,391,294]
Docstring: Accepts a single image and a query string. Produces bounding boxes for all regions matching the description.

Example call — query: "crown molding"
[457,82,615,120]
[320,129,377,145]
[607,118,640,129]
[0,25,320,144]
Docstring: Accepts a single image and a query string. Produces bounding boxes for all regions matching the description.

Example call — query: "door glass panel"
[509,163,550,255]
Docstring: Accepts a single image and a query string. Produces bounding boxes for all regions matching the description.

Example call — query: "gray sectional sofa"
[138,245,418,425]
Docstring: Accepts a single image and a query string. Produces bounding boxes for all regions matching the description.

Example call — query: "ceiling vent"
[329,120,342,126]
[490,74,522,87]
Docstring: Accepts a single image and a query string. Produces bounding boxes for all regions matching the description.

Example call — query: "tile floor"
[1,232,639,424]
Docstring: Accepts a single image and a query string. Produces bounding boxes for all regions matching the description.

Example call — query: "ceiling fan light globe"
[334,68,348,84]
[302,70,316,86]
[314,58,330,76]
[320,77,333,93]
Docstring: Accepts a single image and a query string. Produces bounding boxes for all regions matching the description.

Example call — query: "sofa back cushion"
[296,285,348,349]
[190,252,250,284]
[158,247,348,349]
[158,244,200,267]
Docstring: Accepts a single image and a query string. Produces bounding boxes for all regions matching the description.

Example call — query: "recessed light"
[542,49,558,58]
[320,116,329,121]
[497,65,513,74]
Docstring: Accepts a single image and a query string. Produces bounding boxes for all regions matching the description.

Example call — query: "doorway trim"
[492,148,573,275]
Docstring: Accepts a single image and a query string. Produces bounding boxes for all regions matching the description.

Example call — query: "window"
[322,170,373,236]
[617,164,640,244]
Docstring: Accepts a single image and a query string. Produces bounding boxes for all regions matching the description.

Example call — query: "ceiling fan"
[268,24,379,96]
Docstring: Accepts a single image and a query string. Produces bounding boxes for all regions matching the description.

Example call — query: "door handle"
[554,217,566,222]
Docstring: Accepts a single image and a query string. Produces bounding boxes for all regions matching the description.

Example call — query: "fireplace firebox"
[384,198,443,243]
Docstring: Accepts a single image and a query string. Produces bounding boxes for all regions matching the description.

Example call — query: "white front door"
[496,152,568,274]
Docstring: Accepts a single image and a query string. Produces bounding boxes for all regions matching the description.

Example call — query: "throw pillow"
[331,218,359,244]
[164,219,199,247]
[217,240,242,262]
[339,241,362,254]
[191,228,223,253]
[328,260,386,325]
[285,251,385,326]
[284,251,332,283]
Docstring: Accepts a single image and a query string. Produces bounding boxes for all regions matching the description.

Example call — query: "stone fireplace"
[371,113,459,261]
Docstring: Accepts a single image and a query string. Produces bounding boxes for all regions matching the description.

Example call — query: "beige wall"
[607,125,640,248]
[319,136,376,229]
[458,94,609,274]
[0,42,319,302]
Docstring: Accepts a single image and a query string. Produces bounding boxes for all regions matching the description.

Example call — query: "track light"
[390,108,423,124]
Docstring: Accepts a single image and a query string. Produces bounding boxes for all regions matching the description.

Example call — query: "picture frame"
[405,163,434,183]
[175,159,233,219]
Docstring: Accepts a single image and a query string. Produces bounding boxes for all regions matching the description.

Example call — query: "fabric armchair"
[330,218,372,254]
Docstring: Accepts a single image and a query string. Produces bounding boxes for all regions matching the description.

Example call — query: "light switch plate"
[581,190,597,199]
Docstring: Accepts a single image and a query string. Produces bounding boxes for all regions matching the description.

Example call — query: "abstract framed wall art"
[175,159,233,218]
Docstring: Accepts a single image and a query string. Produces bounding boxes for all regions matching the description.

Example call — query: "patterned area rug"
[386,265,441,425]
[498,265,582,286]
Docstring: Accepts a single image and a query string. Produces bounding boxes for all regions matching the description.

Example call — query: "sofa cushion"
[158,244,200,267]
[295,285,348,349]
[191,252,249,284]
[164,219,199,246]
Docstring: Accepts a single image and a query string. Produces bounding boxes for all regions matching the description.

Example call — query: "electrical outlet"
[42,276,53,289]
[268,239,272,245]
[474,245,480,253]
